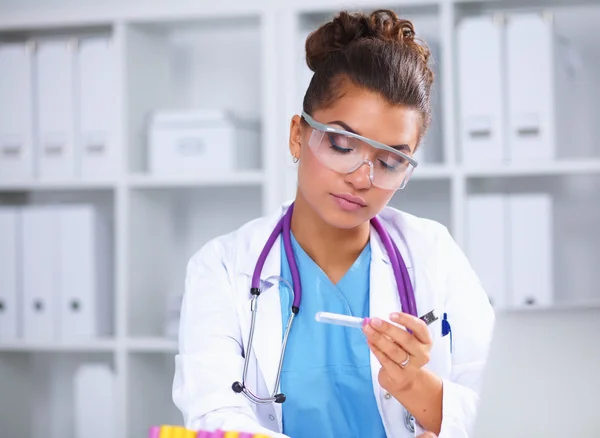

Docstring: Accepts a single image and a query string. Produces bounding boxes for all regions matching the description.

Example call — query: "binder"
[0,208,20,340]
[506,13,556,162]
[74,363,116,438]
[0,42,35,181]
[35,39,77,179]
[57,205,112,340]
[21,206,59,341]
[466,195,508,309]
[508,194,553,307]
[76,36,119,178]
[457,15,505,164]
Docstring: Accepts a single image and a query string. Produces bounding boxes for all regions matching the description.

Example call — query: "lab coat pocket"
[426,314,452,379]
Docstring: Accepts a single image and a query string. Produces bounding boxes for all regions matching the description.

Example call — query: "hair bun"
[305,9,421,72]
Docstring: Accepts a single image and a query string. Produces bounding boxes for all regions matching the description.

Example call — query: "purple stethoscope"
[232,202,418,427]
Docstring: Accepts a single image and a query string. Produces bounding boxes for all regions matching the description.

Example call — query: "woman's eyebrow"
[327,120,411,152]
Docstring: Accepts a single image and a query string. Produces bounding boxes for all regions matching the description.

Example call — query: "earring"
[292,155,299,163]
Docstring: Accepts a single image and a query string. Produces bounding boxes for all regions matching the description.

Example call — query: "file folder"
[76,36,119,178]
[74,363,116,438]
[57,205,112,339]
[21,206,59,341]
[0,42,35,181]
[0,208,20,340]
[457,15,505,164]
[35,39,77,179]
[508,194,553,307]
[506,13,556,162]
[466,195,508,309]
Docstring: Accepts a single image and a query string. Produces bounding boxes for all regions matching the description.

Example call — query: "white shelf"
[0,179,118,192]
[126,337,178,353]
[127,171,265,189]
[0,338,117,352]
[463,160,600,178]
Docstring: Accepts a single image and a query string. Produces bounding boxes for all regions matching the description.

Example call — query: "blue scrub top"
[278,234,387,438]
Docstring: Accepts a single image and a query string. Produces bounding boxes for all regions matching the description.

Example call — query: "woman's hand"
[417,433,437,438]
[363,312,433,394]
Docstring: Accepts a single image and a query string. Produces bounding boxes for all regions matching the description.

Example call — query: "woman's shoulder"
[187,204,287,269]
[379,205,452,245]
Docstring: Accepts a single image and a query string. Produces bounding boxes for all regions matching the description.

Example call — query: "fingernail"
[363,324,373,334]
[390,312,401,320]
[371,318,382,328]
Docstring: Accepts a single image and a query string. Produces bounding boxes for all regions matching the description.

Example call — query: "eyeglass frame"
[300,111,420,171]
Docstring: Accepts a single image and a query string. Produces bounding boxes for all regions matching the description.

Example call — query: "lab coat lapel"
[368,226,402,397]
[238,207,286,424]
[368,223,416,437]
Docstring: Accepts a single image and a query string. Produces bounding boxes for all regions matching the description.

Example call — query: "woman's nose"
[344,160,373,189]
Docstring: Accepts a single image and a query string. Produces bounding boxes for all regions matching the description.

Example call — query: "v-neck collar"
[289,232,371,288]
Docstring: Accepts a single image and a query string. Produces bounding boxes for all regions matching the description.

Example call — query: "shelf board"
[0,338,117,352]
[127,171,265,189]
[126,337,177,353]
[463,159,600,178]
[0,179,118,192]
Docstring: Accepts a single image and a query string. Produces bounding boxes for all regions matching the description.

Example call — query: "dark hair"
[303,9,434,141]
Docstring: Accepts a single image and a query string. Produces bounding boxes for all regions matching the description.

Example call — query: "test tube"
[315,311,368,329]
[196,431,212,438]
[148,426,161,438]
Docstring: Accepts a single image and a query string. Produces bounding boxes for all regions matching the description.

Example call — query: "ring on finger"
[399,352,410,369]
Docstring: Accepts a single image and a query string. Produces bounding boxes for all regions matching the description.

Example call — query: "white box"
[148,110,261,175]
[508,194,553,307]
[74,364,116,438]
[75,36,119,178]
[506,13,556,162]
[457,15,506,164]
[21,206,59,341]
[466,195,509,310]
[35,39,77,179]
[0,208,20,339]
[57,205,111,340]
[0,42,35,181]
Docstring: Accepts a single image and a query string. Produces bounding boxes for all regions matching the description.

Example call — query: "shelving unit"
[1,0,599,437]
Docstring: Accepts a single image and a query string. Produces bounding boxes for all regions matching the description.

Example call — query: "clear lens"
[308,129,414,190]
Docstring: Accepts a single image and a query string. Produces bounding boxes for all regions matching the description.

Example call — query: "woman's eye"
[378,155,407,171]
[328,134,353,153]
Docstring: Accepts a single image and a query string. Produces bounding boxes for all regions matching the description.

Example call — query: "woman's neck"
[290,192,370,284]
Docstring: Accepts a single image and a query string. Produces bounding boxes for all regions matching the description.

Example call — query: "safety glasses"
[301,111,418,190]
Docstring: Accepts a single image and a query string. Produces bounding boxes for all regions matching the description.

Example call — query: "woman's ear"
[289,115,303,161]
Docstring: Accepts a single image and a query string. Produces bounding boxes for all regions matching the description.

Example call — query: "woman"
[172,9,495,438]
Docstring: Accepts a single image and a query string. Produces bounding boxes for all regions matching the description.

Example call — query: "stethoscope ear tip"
[275,393,286,403]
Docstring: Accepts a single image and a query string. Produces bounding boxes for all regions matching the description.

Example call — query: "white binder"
[457,15,505,164]
[35,39,77,179]
[506,13,556,162]
[466,195,508,309]
[21,206,59,341]
[508,194,553,308]
[0,42,35,181]
[76,36,119,178]
[0,208,20,340]
[74,364,116,438]
[57,205,111,340]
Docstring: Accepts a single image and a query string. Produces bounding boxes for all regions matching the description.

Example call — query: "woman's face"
[289,85,422,230]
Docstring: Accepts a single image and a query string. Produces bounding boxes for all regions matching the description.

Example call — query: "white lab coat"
[172,202,495,438]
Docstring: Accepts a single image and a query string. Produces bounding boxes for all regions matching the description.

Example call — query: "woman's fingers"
[389,312,432,345]
[364,322,412,366]
[417,432,437,438]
